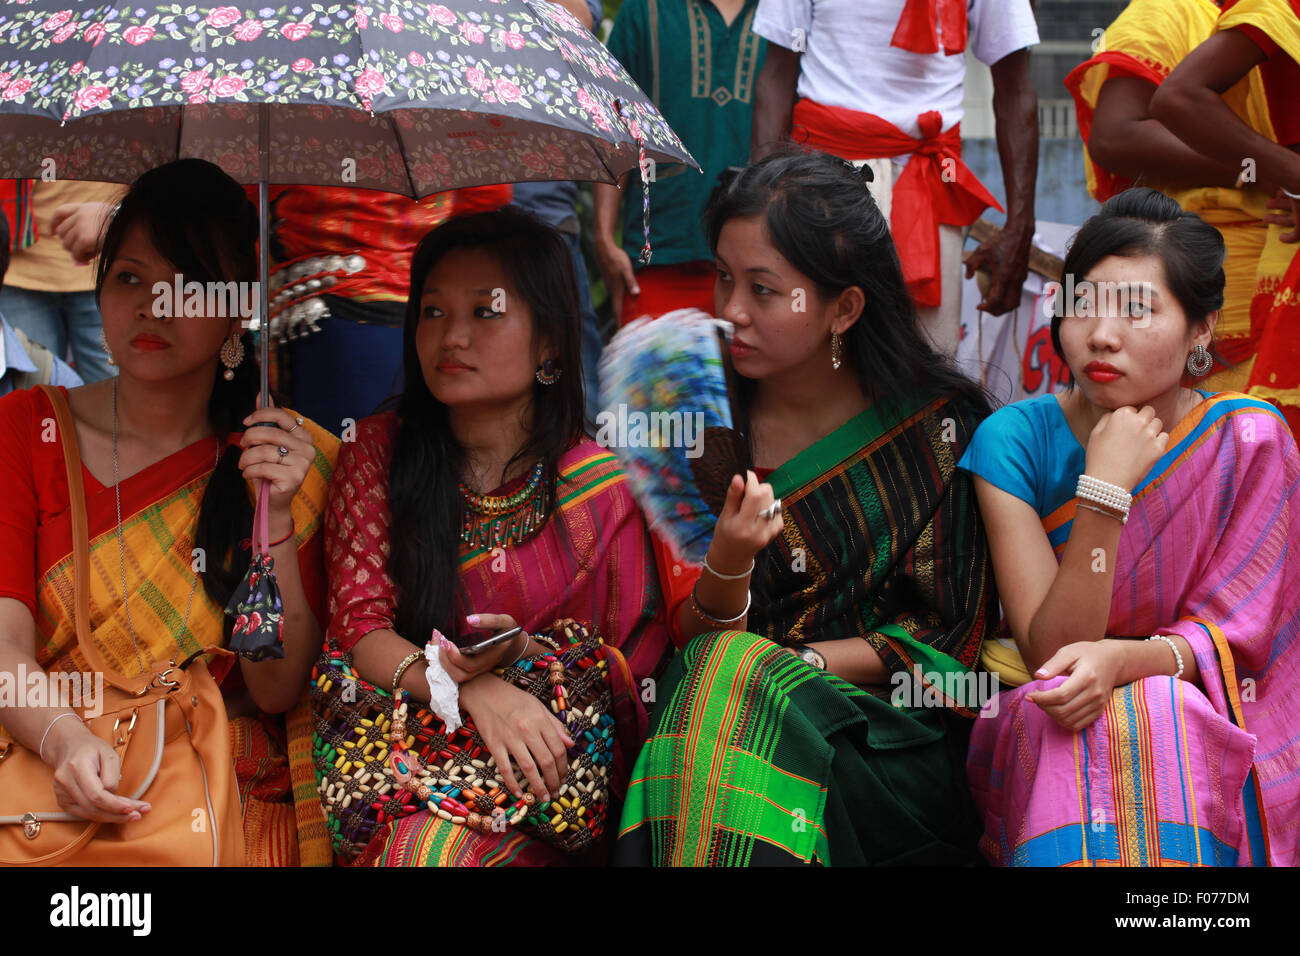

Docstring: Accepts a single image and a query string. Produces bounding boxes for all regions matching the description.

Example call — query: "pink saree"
[968,393,1300,866]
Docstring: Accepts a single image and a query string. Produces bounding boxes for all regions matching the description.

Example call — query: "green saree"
[614,393,998,866]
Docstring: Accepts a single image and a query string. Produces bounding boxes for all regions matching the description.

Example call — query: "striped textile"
[968,393,1300,866]
[359,814,558,867]
[324,424,673,865]
[26,387,339,866]
[615,393,997,865]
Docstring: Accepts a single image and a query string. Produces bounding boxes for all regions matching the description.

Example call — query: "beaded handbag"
[310,619,619,860]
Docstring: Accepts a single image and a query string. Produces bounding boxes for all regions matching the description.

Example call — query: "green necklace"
[459,460,548,550]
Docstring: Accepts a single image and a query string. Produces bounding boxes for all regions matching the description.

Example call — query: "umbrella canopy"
[0,1,695,193]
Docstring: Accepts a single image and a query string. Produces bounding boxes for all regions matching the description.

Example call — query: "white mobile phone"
[459,626,522,656]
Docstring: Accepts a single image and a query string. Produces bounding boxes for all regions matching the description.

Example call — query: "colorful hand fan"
[596,308,749,563]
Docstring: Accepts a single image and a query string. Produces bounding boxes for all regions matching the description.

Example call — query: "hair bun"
[1100,186,1183,224]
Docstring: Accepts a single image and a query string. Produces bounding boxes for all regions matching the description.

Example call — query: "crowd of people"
[0,0,1297,868]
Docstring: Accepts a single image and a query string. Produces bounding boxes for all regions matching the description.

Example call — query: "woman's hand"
[44,721,152,824]
[708,470,784,573]
[437,614,527,684]
[239,404,315,536]
[1083,405,1169,491]
[459,674,575,801]
[1025,640,1127,732]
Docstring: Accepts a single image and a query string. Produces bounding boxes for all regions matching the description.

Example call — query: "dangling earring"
[830,332,843,371]
[220,334,245,381]
[1186,344,1212,377]
[100,329,116,367]
[535,357,561,385]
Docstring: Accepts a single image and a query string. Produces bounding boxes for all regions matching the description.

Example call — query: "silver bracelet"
[506,631,532,668]
[1282,187,1300,201]
[1077,501,1126,524]
[702,555,755,581]
[1148,634,1184,680]
[39,712,83,762]
[690,585,751,626]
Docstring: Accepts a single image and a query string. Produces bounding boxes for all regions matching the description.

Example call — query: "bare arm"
[974,477,1198,685]
[751,44,802,160]
[0,598,151,822]
[1152,29,1300,194]
[1090,76,1241,189]
[592,175,639,323]
[965,49,1037,316]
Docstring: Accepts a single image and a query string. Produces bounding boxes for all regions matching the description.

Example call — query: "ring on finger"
[287,416,303,435]
[277,445,289,463]
[758,499,782,520]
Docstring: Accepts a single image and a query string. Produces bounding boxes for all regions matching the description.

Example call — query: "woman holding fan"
[614,151,999,866]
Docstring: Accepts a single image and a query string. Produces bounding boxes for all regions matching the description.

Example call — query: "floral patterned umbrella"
[0,1,694,391]
[0,1,697,661]
[0,2,693,193]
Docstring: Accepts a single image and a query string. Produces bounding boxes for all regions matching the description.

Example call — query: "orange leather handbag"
[0,386,245,866]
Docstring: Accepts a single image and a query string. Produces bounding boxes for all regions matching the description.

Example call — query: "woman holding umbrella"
[0,159,338,866]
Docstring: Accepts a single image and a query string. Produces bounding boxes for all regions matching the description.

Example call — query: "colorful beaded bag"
[310,619,619,860]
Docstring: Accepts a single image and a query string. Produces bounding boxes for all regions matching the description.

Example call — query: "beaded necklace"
[459,460,548,549]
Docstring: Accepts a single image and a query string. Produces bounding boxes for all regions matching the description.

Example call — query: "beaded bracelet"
[1148,634,1184,679]
[1076,475,1132,525]
[702,556,755,581]
[689,584,751,628]
[392,651,423,694]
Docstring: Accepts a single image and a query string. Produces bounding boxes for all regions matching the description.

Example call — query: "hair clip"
[838,158,873,184]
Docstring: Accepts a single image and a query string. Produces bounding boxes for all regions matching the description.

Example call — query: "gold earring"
[220,335,245,381]
[100,329,116,367]
[831,332,843,371]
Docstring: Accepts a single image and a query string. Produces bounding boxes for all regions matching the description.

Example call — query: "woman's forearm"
[1023,508,1123,672]
[0,600,95,758]
[811,639,888,685]
[680,560,751,642]
[1113,634,1201,687]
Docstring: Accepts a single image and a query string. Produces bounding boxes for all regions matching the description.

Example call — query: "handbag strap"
[39,385,154,695]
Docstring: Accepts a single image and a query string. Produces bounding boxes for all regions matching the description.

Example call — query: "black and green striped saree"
[614,392,998,866]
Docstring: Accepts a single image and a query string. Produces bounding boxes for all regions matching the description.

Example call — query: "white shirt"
[753,0,1039,139]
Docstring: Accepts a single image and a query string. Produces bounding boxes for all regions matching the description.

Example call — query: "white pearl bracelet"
[1076,474,1132,524]
[1149,634,1184,680]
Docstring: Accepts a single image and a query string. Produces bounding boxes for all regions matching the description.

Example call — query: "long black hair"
[704,149,992,428]
[95,159,260,618]
[1053,186,1225,366]
[388,207,586,646]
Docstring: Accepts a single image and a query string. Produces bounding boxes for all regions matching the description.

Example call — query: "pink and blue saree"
[962,391,1300,866]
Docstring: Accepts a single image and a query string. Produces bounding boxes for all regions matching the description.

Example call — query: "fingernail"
[543,792,551,802]
[430,628,444,643]
[466,614,480,627]
[1035,668,1048,678]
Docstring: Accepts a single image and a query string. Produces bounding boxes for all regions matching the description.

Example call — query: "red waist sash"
[792,98,1002,308]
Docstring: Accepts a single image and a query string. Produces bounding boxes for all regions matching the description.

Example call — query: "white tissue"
[423,642,462,734]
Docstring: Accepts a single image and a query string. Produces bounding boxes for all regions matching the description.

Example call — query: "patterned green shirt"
[607,0,766,268]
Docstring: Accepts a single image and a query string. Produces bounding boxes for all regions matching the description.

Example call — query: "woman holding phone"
[323,207,672,867]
